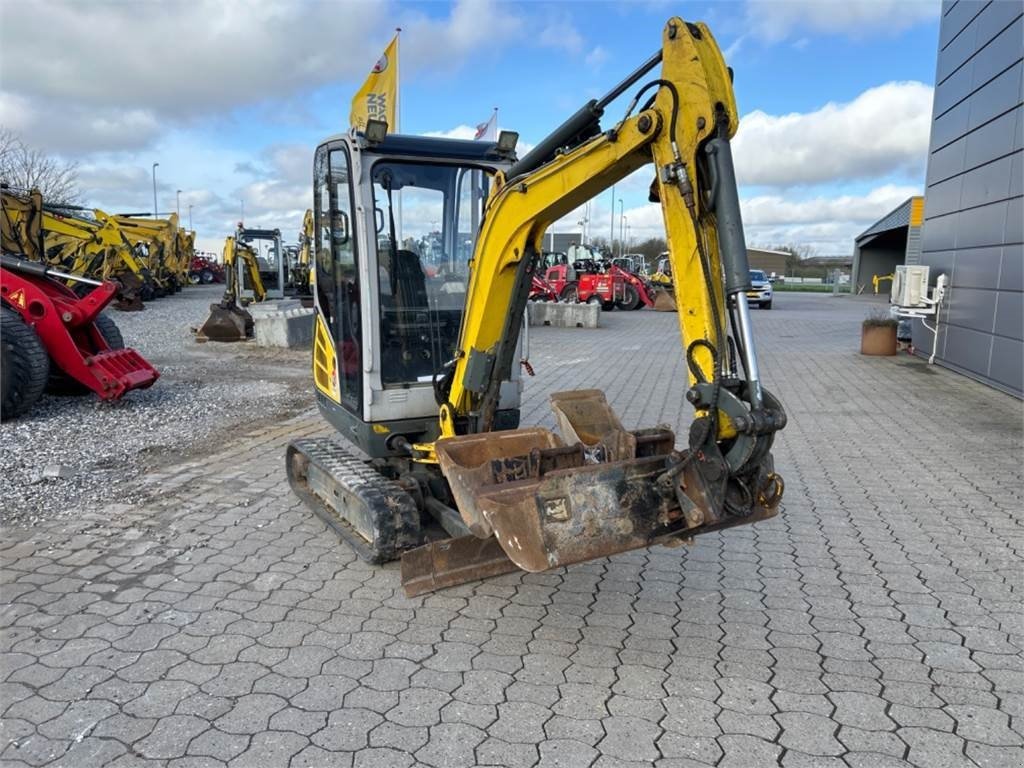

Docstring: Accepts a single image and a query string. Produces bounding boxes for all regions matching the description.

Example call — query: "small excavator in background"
[195,229,269,342]
[286,16,786,595]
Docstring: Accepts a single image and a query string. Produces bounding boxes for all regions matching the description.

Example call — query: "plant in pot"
[861,308,898,356]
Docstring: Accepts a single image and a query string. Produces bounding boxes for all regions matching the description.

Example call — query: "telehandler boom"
[287,17,786,594]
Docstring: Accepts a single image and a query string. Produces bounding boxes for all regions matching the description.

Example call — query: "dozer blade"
[286,438,423,563]
[196,301,253,342]
[652,286,677,311]
[400,535,518,597]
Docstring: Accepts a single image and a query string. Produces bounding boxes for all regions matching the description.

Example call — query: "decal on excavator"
[7,288,26,309]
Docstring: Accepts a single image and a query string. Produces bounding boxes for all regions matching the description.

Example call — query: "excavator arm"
[226,237,267,303]
[419,17,786,576]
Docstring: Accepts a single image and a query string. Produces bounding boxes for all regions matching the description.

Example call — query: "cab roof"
[319,132,516,164]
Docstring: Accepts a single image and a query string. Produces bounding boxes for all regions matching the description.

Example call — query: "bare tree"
[0,128,79,205]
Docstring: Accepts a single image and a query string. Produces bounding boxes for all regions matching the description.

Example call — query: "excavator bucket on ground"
[195,298,253,342]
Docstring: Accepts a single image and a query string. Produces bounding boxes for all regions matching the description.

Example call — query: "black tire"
[200,269,214,284]
[46,313,124,396]
[616,283,641,312]
[763,300,772,310]
[601,300,615,311]
[560,285,579,303]
[1,306,50,421]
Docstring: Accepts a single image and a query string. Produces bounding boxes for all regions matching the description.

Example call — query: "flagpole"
[394,27,403,244]
[395,27,402,133]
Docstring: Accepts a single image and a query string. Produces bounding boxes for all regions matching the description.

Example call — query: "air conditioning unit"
[891,265,930,307]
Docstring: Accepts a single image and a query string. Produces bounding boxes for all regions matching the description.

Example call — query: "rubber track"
[286,437,422,563]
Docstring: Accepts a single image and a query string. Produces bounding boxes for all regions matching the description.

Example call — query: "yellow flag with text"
[350,35,398,132]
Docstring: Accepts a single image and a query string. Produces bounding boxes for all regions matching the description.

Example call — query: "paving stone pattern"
[2,295,1022,767]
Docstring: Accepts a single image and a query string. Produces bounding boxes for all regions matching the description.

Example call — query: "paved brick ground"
[2,294,1022,768]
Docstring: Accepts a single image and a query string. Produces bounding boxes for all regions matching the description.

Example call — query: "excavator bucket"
[196,299,253,342]
[112,273,146,312]
[409,389,781,590]
[652,286,677,311]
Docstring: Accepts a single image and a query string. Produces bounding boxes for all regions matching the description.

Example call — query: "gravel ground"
[0,285,313,528]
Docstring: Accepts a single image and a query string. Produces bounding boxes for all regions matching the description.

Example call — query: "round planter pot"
[861,325,897,356]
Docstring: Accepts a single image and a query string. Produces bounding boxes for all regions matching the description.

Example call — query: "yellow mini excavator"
[287,17,787,595]
[195,229,270,341]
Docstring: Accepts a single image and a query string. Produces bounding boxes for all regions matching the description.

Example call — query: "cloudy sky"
[0,0,941,255]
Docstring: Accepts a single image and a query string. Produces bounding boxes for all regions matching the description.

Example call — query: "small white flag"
[474,108,498,141]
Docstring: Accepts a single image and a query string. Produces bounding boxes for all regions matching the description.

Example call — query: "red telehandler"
[1,253,159,420]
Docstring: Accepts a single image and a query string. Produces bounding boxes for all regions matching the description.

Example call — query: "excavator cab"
[307,134,521,458]
[236,228,285,300]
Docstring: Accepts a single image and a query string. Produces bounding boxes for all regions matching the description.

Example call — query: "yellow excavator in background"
[2,188,152,310]
[111,214,189,294]
[195,231,267,342]
[287,16,786,594]
[649,252,677,311]
[292,209,313,297]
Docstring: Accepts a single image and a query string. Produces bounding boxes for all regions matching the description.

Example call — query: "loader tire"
[616,284,641,311]
[46,313,125,396]
[1,306,50,421]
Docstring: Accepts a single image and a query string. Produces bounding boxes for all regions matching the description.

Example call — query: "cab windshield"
[372,160,491,386]
[750,270,767,282]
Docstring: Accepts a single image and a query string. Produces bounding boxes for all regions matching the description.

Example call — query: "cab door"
[313,143,363,414]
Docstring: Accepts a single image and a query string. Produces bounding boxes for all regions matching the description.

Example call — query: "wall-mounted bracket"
[892,273,948,364]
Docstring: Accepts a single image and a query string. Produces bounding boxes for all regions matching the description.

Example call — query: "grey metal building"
[917,0,1022,396]
[852,197,925,294]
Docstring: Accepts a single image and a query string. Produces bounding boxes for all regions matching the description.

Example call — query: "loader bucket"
[652,287,677,311]
[196,301,253,342]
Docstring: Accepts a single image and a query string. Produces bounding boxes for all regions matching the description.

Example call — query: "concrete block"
[254,307,314,348]
[527,301,600,328]
[247,299,303,319]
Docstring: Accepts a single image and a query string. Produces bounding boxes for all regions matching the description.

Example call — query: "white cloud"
[539,18,585,54]
[732,81,933,187]
[581,183,919,253]
[585,47,609,69]
[0,0,523,156]
[741,184,920,226]
[743,0,938,43]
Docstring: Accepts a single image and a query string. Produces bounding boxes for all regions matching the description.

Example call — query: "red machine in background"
[539,263,625,309]
[1,254,160,420]
[189,255,225,284]
[603,264,654,310]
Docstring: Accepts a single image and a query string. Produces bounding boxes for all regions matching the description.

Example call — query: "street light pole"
[617,199,624,256]
[609,185,615,247]
[188,205,193,231]
[176,189,182,219]
[151,162,159,218]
